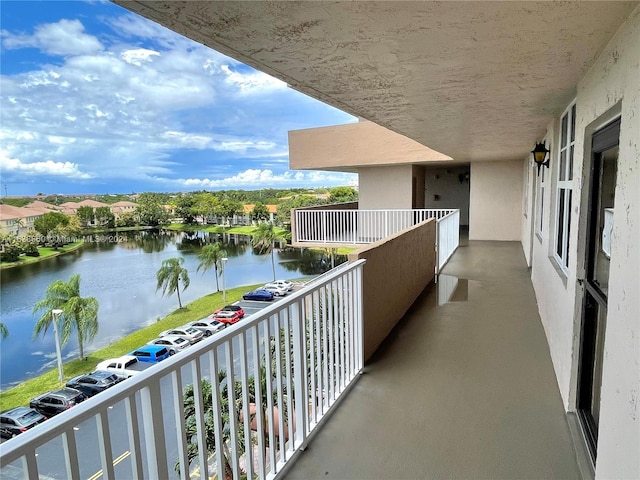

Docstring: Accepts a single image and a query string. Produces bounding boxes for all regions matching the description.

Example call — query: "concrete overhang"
[289,121,452,172]
[113,1,638,163]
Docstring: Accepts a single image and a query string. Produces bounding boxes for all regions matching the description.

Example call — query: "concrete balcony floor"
[285,240,581,479]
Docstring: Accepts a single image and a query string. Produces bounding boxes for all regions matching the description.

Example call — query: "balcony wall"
[348,219,436,360]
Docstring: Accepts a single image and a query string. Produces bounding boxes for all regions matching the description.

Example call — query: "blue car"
[242,289,274,301]
[128,345,170,363]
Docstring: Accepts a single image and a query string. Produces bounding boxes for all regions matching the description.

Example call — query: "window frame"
[554,103,576,272]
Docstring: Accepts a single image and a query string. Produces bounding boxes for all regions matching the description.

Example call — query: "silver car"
[147,335,190,354]
[159,326,204,345]
[188,319,227,336]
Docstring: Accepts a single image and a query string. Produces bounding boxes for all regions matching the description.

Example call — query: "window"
[535,139,547,237]
[555,104,576,271]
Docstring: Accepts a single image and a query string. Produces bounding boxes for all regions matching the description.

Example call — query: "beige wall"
[469,160,524,240]
[349,219,436,360]
[289,120,450,171]
[527,7,639,479]
[359,165,414,209]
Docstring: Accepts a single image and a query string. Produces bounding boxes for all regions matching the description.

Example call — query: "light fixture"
[531,142,550,176]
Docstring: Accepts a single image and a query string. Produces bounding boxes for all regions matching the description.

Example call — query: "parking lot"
[233,282,306,318]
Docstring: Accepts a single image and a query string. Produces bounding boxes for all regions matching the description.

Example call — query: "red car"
[211,304,245,319]
[212,310,243,325]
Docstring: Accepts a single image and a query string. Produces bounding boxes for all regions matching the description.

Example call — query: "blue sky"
[0,1,357,196]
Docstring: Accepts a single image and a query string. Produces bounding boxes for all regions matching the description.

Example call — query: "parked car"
[242,289,275,301]
[29,388,87,418]
[95,355,153,379]
[212,304,245,318]
[189,318,227,336]
[159,326,204,345]
[147,335,190,355]
[128,345,171,363]
[0,407,46,439]
[262,283,289,296]
[270,280,294,291]
[212,310,243,325]
[65,371,123,398]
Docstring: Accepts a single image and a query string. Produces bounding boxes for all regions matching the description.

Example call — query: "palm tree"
[156,257,190,308]
[196,243,227,292]
[33,274,99,360]
[252,222,283,281]
[0,322,8,340]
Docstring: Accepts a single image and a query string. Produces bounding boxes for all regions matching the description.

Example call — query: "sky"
[0,1,358,196]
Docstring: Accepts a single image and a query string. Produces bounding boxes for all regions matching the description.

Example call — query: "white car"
[270,280,294,291]
[159,326,204,345]
[262,283,289,296]
[188,318,227,336]
[147,335,190,355]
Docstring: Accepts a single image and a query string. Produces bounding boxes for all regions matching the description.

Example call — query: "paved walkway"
[284,240,581,479]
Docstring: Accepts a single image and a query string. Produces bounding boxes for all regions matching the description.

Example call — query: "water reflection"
[437,274,469,305]
[278,247,348,275]
[0,230,344,390]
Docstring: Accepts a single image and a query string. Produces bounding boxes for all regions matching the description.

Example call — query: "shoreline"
[0,241,84,270]
[0,283,264,410]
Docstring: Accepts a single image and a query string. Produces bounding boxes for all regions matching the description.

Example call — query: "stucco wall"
[529,7,640,479]
[288,120,451,171]
[577,8,639,479]
[469,160,524,240]
[349,219,436,360]
[520,158,534,267]
[424,165,471,225]
[359,165,414,209]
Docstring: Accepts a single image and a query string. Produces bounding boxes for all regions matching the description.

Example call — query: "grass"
[0,241,84,270]
[0,283,263,411]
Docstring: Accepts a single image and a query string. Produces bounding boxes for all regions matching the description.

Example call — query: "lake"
[0,230,346,391]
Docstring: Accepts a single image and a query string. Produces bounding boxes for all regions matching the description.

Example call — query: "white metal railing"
[436,209,460,271]
[294,208,459,272]
[294,209,456,245]
[0,260,365,480]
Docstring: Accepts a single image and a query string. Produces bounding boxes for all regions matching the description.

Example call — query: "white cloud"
[220,65,286,95]
[47,136,76,145]
[0,152,93,179]
[215,140,277,153]
[179,169,356,189]
[121,48,160,66]
[1,19,103,56]
[0,8,357,194]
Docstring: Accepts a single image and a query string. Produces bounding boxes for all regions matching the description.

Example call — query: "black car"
[29,388,87,417]
[0,407,47,439]
[65,371,123,397]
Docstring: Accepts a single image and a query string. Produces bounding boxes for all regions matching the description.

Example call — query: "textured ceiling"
[114,1,638,162]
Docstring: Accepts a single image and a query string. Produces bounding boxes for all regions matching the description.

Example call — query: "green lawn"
[0,283,263,410]
[0,241,83,270]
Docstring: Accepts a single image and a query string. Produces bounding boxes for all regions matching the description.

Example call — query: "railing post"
[291,300,308,448]
[322,210,327,244]
[140,380,169,480]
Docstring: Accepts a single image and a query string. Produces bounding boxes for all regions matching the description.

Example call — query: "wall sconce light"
[531,142,550,176]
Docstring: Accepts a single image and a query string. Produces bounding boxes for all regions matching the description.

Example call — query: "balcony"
[284,240,581,479]
[0,219,580,479]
